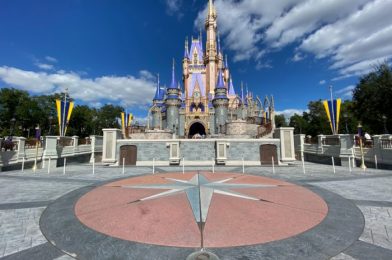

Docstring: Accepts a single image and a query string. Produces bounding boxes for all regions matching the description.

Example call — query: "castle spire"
[228,76,235,96]
[241,82,244,104]
[208,0,215,17]
[170,59,177,89]
[184,37,189,59]
[217,32,221,54]
[153,73,162,100]
[216,69,225,89]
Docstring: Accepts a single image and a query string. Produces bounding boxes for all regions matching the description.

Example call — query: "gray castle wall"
[116,138,281,166]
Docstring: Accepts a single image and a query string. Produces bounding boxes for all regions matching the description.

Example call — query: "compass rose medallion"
[122,172,277,247]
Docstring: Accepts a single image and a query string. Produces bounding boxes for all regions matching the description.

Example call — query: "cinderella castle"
[147,0,275,139]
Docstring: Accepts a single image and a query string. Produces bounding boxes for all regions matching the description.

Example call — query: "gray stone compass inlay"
[123,172,276,224]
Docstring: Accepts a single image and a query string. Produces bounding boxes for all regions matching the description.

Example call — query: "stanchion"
[182,157,185,174]
[153,158,155,174]
[21,157,25,172]
[348,156,352,172]
[92,157,95,175]
[375,155,378,169]
[212,159,215,173]
[351,148,356,168]
[242,157,245,174]
[122,157,125,175]
[63,157,67,175]
[332,157,336,174]
[272,156,275,174]
[302,156,306,174]
[48,157,51,174]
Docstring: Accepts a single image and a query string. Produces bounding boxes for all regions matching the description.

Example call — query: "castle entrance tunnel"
[188,122,206,138]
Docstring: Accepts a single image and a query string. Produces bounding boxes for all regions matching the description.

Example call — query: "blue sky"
[1,0,391,121]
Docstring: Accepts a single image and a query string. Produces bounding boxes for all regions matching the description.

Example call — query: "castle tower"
[165,60,181,133]
[212,69,229,134]
[205,0,218,95]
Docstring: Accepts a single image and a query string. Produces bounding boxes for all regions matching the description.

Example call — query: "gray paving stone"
[0,162,392,258]
[330,253,356,260]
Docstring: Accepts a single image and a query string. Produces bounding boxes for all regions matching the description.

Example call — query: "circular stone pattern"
[75,172,328,248]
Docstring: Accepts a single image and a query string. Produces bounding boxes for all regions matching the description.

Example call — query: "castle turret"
[152,74,163,129]
[165,60,181,133]
[212,69,229,134]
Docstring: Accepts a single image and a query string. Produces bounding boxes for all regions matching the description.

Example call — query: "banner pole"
[329,85,336,135]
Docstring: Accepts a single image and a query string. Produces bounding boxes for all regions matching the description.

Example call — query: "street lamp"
[48,115,53,135]
[357,123,366,170]
[33,125,41,172]
[382,115,388,134]
[343,113,349,134]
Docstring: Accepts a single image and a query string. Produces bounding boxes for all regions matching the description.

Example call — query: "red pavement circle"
[75,172,328,248]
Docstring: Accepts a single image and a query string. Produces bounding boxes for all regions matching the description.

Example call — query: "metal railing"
[381,139,392,149]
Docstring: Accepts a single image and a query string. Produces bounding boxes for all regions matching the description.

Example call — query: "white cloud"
[292,53,306,62]
[335,85,355,99]
[276,109,307,119]
[35,63,54,70]
[255,60,272,70]
[0,66,156,108]
[45,56,58,63]
[194,0,392,78]
[319,80,326,85]
[165,0,183,18]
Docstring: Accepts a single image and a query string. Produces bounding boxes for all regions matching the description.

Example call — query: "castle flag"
[323,99,341,134]
[56,99,74,136]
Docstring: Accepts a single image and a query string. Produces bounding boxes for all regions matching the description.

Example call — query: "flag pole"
[329,85,336,135]
[62,88,68,136]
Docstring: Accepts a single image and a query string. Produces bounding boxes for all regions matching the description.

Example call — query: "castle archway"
[188,121,206,139]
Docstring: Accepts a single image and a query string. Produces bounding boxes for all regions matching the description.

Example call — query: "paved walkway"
[0,162,391,259]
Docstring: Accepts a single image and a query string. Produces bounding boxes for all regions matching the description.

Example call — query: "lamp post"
[382,115,388,134]
[357,123,366,170]
[33,125,41,172]
[343,113,349,134]
[48,115,53,135]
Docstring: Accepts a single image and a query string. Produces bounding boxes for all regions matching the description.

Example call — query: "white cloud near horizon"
[194,0,392,79]
[276,109,307,119]
[0,66,156,108]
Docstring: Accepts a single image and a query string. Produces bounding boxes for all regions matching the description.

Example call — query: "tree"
[302,100,330,136]
[0,88,30,136]
[95,104,124,133]
[353,63,392,134]
[289,114,308,135]
[275,114,287,128]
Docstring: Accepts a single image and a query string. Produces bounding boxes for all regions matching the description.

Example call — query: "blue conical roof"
[228,77,235,95]
[216,69,225,89]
